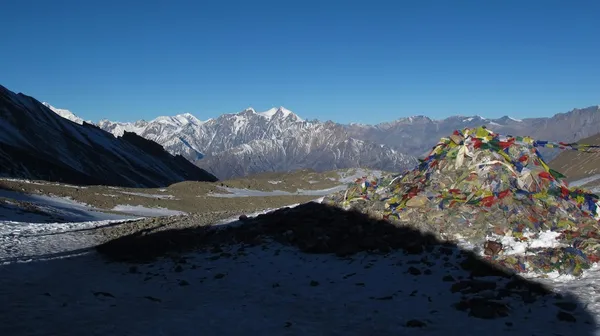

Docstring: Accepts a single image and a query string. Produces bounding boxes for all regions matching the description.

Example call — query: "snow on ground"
[0,188,192,264]
[570,175,600,188]
[0,189,141,264]
[1,195,600,334]
[119,191,177,199]
[486,230,564,256]
[207,185,347,198]
[0,189,134,223]
[0,241,597,336]
[0,218,141,264]
[111,205,186,217]
[0,178,88,189]
[214,203,304,227]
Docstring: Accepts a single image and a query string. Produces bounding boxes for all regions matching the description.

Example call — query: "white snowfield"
[1,190,600,335]
[571,175,600,194]
[111,205,186,217]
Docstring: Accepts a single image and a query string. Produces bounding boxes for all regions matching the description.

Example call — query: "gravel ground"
[0,168,389,245]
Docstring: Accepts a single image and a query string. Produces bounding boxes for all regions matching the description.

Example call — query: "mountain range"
[93,105,600,179]
[37,88,600,181]
[343,108,600,159]
[97,107,419,179]
[0,85,217,187]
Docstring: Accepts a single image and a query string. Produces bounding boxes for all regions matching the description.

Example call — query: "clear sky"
[1,0,598,124]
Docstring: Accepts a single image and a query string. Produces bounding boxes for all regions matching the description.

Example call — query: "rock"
[407,266,422,275]
[406,319,427,328]
[554,301,578,312]
[335,244,361,257]
[458,298,510,319]
[239,214,249,221]
[460,256,511,278]
[92,291,115,298]
[451,280,497,294]
[144,296,161,302]
[483,240,503,256]
[406,196,428,207]
[442,275,455,282]
[557,311,577,323]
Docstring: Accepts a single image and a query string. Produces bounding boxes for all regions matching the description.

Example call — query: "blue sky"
[1,0,598,124]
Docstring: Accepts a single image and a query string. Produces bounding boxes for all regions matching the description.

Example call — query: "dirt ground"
[0,168,380,216]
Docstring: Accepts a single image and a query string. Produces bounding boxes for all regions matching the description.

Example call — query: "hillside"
[0,85,217,187]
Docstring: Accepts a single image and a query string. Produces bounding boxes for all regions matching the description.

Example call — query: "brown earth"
[0,167,383,226]
[550,133,600,183]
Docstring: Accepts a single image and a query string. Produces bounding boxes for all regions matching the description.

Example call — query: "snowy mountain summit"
[42,102,86,125]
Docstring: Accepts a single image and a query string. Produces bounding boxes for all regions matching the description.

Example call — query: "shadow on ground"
[0,201,597,335]
[92,201,598,335]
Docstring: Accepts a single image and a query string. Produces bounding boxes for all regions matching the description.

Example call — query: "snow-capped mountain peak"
[152,113,205,127]
[257,107,303,122]
[42,102,85,125]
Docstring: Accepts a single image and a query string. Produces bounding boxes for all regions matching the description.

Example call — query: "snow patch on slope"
[258,107,304,122]
[111,205,186,216]
[42,102,85,125]
[0,189,135,223]
[207,185,347,198]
